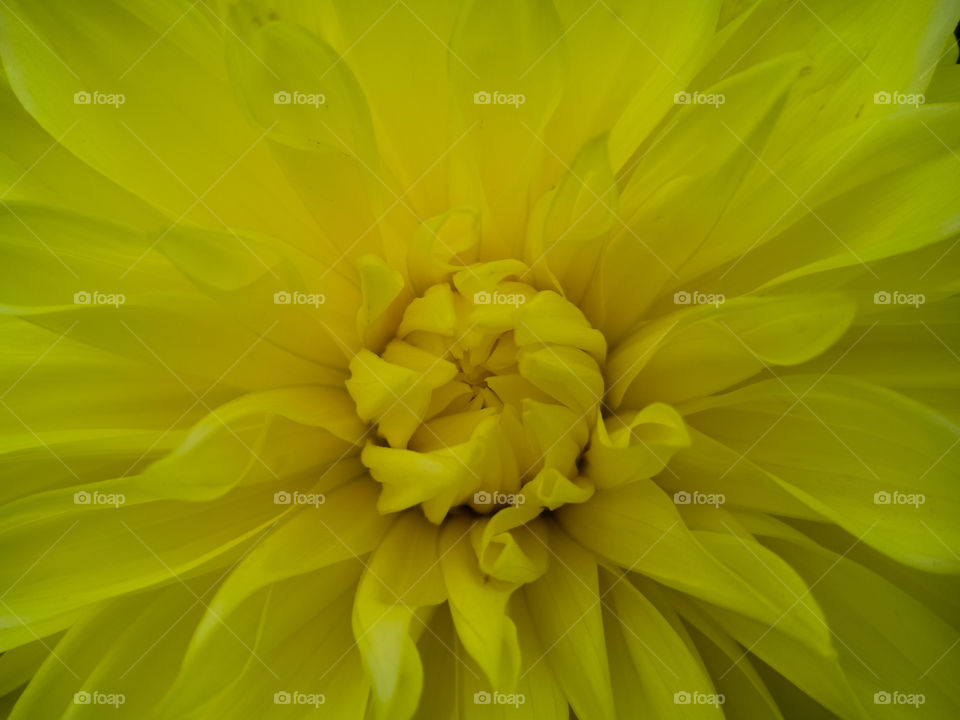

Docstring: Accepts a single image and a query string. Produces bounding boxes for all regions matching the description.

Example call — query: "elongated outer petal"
[353,512,445,720]
[0,0,318,244]
[447,0,567,260]
[0,480,295,650]
[192,479,394,647]
[557,477,834,656]
[760,526,960,717]
[158,561,364,719]
[682,375,960,572]
[607,574,724,719]
[524,525,616,720]
[440,516,523,693]
[608,293,857,409]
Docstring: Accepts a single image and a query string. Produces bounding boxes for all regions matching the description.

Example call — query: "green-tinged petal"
[447,0,567,259]
[440,517,522,693]
[525,526,615,720]
[310,0,461,218]
[609,293,856,409]
[683,106,960,291]
[696,0,960,165]
[668,583,867,719]
[159,560,363,719]
[682,375,960,572]
[517,346,603,415]
[553,0,721,171]
[786,291,960,424]
[0,635,57,699]
[0,482,289,650]
[514,291,606,363]
[158,223,362,367]
[605,571,724,719]
[414,599,567,720]
[348,345,458,449]
[9,578,213,720]
[192,479,393,645]
[586,54,808,339]
[132,386,364,501]
[225,17,388,262]
[406,209,481,295]
[0,204,342,392]
[357,254,412,353]
[661,426,825,520]
[0,0,317,243]
[524,136,617,304]
[361,421,493,523]
[411,607,458,720]
[585,403,690,489]
[638,576,786,720]
[354,512,445,720]
[0,70,157,226]
[473,515,551,586]
[754,523,960,717]
[558,478,836,654]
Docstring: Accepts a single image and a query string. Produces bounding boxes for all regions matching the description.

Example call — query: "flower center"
[346,260,607,523]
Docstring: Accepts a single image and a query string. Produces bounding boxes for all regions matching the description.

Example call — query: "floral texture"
[1,1,959,718]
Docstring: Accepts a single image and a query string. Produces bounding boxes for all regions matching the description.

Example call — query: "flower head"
[1,1,959,718]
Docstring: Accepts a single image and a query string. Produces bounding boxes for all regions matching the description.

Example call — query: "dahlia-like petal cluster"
[0,1,959,719]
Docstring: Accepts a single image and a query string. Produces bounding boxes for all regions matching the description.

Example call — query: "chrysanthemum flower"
[1,0,959,718]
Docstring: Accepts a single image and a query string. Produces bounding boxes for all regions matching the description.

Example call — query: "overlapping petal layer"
[0,0,958,718]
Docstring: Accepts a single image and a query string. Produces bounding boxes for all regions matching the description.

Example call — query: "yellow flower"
[1,1,959,718]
